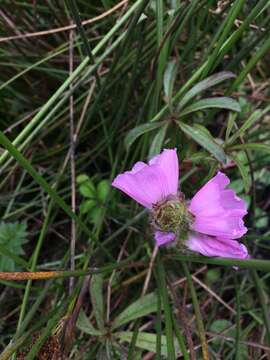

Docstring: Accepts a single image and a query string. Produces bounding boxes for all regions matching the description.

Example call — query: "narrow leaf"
[225,113,237,142]
[124,121,165,149]
[77,310,103,336]
[177,122,227,163]
[163,60,177,106]
[156,258,176,360]
[115,331,180,357]
[90,274,105,331]
[177,71,236,110]
[179,97,241,116]
[97,180,110,202]
[227,110,263,145]
[229,143,270,153]
[112,292,158,330]
[232,155,251,193]
[148,123,168,159]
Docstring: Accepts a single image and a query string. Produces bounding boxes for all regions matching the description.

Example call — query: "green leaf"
[229,178,244,194]
[89,207,103,225]
[193,123,214,138]
[79,179,96,198]
[179,97,241,116]
[227,110,263,145]
[177,71,236,110]
[210,319,232,334]
[90,274,105,331]
[76,174,90,184]
[112,292,158,330]
[115,331,180,357]
[177,122,227,163]
[229,143,270,154]
[163,60,177,106]
[97,180,110,203]
[0,222,28,271]
[210,320,233,345]
[148,123,168,158]
[255,168,270,186]
[124,121,165,149]
[232,154,251,193]
[77,310,103,336]
[206,269,221,284]
[225,113,237,142]
[0,243,28,271]
[80,199,96,214]
[255,208,268,229]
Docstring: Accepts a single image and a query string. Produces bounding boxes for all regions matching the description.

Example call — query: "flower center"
[152,195,194,236]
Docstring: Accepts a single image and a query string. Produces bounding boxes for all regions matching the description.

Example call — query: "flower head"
[112,149,249,259]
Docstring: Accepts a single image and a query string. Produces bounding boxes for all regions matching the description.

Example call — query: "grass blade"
[182,262,209,360]
[156,256,176,360]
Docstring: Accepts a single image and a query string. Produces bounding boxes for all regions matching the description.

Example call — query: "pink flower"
[112,149,249,259]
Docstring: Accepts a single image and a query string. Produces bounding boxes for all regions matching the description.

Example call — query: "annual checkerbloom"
[112,149,249,259]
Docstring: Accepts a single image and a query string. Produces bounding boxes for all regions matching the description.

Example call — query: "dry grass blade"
[0,0,128,43]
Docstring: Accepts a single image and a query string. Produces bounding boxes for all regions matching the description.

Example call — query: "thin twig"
[141,245,158,296]
[0,9,29,45]
[172,265,207,287]
[192,275,236,315]
[205,330,270,352]
[106,236,129,322]
[74,80,96,142]
[61,79,96,173]
[67,0,101,87]
[0,0,128,43]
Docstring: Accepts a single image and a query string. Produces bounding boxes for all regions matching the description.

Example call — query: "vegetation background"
[0,0,270,358]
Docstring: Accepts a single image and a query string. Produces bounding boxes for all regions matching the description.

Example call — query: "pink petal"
[129,161,147,174]
[112,165,169,208]
[189,172,248,239]
[112,149,179,208]
[149,149,179,195]
[155,231,176,246]
[186,233,250,259]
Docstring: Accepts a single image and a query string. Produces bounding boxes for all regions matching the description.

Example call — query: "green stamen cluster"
[152,195,194,238]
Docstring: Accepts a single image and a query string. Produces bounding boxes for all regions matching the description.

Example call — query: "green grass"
[0,1,270,358]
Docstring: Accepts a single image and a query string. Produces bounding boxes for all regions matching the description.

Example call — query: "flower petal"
[112,149,179,208]
[155,231,176,246]
[149,149,179,195]
[189,172,248,239]
[186,233,249,259]
[112,165,170,208]
[129,161,147,174]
